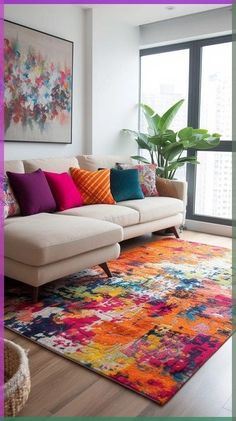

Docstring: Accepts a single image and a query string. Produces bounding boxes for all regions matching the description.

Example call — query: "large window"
[140,36,232,226]
[200,43,232,140]
[141,49,189,131]
[195,151,232,220]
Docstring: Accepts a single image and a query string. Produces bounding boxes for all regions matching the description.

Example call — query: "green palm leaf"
[159,99,184,132]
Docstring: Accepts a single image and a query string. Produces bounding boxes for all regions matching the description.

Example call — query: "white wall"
[86,8,139,156]
[4,5,84,160]
[140,7,232,48]
[83,9,93,155]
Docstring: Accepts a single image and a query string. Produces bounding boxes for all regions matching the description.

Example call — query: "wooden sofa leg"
[153,229,166,236]
[170,226,180,239]
[153,227,180,238]
[32,287,39,303]
[99,263,112,278]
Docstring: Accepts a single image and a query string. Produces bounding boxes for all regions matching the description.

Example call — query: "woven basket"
[4,339,31,416]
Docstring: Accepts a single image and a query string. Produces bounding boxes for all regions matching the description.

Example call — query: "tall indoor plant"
[122,99,221,179]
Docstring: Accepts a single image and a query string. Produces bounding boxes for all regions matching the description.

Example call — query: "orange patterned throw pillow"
[70,167,116,205]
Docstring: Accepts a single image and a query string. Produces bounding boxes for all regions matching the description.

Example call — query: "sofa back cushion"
[4,160,25,174]
[77,155,133,171]
[23,157,79,173]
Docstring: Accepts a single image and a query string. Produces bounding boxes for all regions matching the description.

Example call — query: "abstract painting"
[4,20,73,143]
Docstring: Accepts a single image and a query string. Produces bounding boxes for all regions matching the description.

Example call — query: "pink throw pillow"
[44,171,83,211]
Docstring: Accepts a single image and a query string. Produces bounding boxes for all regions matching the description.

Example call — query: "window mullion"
[186,42,202,221]
[187,42,201,128]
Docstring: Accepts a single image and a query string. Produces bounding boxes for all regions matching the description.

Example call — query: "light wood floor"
[5,230,232,417]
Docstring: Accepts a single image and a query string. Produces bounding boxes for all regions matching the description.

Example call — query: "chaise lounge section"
[5,213,122,300]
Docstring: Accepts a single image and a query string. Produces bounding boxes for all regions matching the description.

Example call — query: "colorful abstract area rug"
[5,238,232,405]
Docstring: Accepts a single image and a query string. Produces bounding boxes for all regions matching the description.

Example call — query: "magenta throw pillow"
[44,171,83,211]
[6,169,56,216]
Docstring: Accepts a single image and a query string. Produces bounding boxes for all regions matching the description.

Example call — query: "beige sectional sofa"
[4,155,187,300]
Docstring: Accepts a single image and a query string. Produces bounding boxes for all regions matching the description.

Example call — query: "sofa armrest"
[156,178,188,205]
[156,178,188,226]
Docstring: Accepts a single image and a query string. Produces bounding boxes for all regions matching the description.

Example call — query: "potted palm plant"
[122,99,221,180]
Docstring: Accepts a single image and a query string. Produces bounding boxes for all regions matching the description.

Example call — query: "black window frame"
[140,35,232,227]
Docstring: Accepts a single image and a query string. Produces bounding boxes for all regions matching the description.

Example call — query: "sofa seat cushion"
[60,204,139,227]
[5,213,123,266]
[4,216,26,225]
[118,197,184,223]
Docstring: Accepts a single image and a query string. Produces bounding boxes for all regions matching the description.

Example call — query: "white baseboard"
[185,219,232,238]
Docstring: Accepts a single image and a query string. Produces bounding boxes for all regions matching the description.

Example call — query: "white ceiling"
[85,5,230,26]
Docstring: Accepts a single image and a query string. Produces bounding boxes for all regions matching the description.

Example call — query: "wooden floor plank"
[4,230,232,417]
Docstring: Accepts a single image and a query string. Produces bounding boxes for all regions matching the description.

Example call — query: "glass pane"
[195,151,232,219]
[175,150,187,181]
[141,49,189,132]
[200,42,232,140]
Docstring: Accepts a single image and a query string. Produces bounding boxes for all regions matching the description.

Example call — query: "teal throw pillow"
[110,168,144,202]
